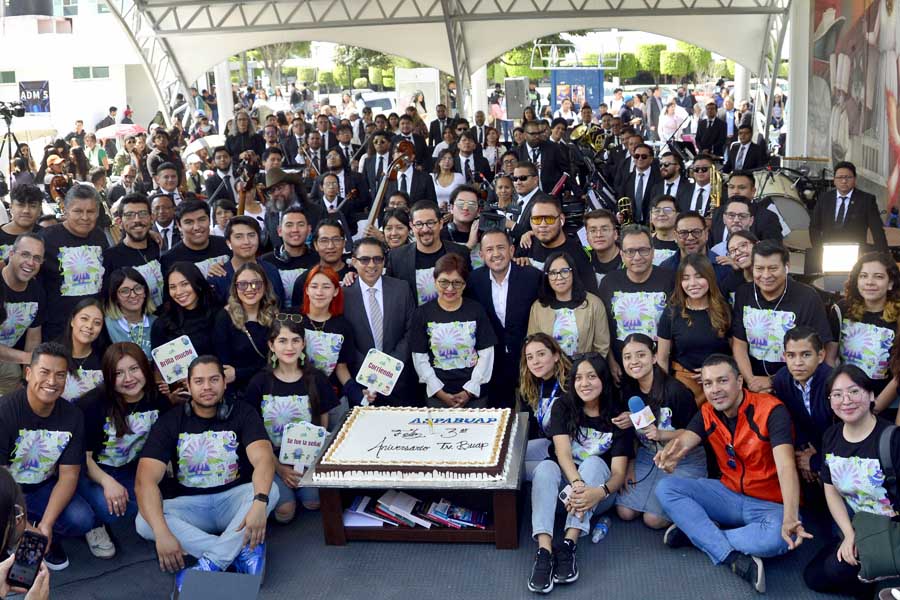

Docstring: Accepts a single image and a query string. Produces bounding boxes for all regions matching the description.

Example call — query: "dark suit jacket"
[808,188,886,270]
[708,197,784,247]
[385,240,471,297]
[677,181,726,215]
[469,125,489,146]
[282,135,305,167]
[364,153,392,197]
[204,171,236,204]
[429,118,451,146]
[695,117,727,156]
[648,177,693,209]
[384,170,437,204]
[772,362,834,470]
[454,155,493,184]
[515,141,568,193]
[616,168,662,224]
[307,145,329,176]
[343,276,416,405]
[723,141,766,173]
[392,133,429,170]
[317,129,338,151]
[108,184,134,205]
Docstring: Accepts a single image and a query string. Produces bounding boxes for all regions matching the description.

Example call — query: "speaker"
[504,78,529,121]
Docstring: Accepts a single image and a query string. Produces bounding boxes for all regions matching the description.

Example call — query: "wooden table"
[301,412,529,550]
[784,228,900,251]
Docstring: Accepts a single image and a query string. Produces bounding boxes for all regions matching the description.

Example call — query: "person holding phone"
[0,469,50,598]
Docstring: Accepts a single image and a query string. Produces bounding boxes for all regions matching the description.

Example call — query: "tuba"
[617,196,633,226]
[706,164,722,218]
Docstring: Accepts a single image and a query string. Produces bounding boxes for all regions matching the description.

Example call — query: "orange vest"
[701,390,787,504]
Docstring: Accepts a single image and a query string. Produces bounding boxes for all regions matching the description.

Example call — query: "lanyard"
[536,380,559,434]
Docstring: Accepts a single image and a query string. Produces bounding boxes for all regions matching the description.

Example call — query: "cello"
[365,139,415,230]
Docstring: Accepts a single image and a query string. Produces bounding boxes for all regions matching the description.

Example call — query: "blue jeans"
[76,466,138,526]
[655,477,789,564]
[274,473,319,508]
[24,478,94,537]
[531,457,616,540]
[135,482,279,570]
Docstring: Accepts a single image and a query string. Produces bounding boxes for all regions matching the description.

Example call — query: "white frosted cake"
[313,406,517,482]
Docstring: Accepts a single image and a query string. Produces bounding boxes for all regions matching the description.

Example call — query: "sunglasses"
[511,175,533,182]
[691,166,710,173]
[633,153,651,160]
[530,215,559,225]
[235,279,264,292]
[276,313,303,323]
[355,255,385,265]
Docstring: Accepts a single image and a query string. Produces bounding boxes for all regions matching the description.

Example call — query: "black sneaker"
[44,540,69,571]
[528,548,554,594]
[662,523,691,549]
[728,551,766,593]
[553,539,578,584]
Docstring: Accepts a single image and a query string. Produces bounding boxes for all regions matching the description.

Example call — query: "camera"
[0,101,25,122]
[478,201,520,234]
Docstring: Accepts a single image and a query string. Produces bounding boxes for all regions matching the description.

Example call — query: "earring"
[298,352,305,366]
[270,354,278,369]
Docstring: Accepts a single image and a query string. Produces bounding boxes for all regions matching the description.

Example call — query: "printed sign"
[355,348,405,396]
[279,422,327,471]
[19,81,50,113]
[151,335,198,384]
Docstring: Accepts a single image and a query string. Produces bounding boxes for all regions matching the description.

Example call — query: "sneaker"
[527,548,554,594]
[728,552,765,593]
[85,526,116,559]
[44,540,69,571]
[233,542,265,576]
[553,539,578,584]
[174,556,222,592]
[663,523,691,549]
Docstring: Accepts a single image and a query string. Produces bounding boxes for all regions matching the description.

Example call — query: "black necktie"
[376,156,384,179]
[531,148,539,163]
[665,182,673,195]
[160,226,170,252]
[343,145,351,163]
[400,173,408,194]
[836,196,848,225]
[478,128,483,144]
[694,189,705,213]
[465,160,473,182]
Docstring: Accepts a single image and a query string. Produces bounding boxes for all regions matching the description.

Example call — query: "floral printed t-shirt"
[830,300,895,382]
[243,371,338,449]
[545,400,634,466]
[0,389,85,492]
[102,240,164,306]
[409,298,498,396]
[0,276,45,351]
[77,387,168,470]
[62,353,104,402]
[821,418,900,518]
[140,399,268,498]
[597,267,674,362]
[731,279,832,377]
[301,315,354,379]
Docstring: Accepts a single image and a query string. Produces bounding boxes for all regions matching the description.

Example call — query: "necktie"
[223,174,231,195]
[665,182,673,196]
[478,128,484,145]
[635,172,645,215]
[531,148,539,163]
[465,159,473,182]
[400,173,408,194]
[836,196,848,224]
[343,145,351,163]
[736,145,746,170]
[368,287,383,351]
[694,189,705,213]
[376,156,384,179]
[160,226,170,252]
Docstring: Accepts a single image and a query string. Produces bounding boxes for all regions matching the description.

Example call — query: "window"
[92,66,109,78]
[62,0,77,16]
[97,1,109,13]
[0,72,14,85]
[73,66,91,79]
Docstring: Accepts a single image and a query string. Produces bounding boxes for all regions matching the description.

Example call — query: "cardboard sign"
[355,348,405,396]
[151,336,198,384]
[279,421,327,470]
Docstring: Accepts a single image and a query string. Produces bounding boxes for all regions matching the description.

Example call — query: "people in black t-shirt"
[649,195,679,266]
[60,298,106,402]
[0,233,46,394]
[290,218,352,309]
[717,229,757,302]
[0,342,88,570]
[584,209,622,287]
[259,207,319,310]
[102,193,164,308]
[135,355,278,587]
[159,199,231,277]
[0,184,42,262]
[39,184,109,341]
[528,354,632,594]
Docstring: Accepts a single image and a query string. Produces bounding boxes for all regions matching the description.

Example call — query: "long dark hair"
[157,262,219,336]
[560,353,614,443]
[621,332,678,414]
[100,342,158,437]
[62,297,105,353]
[105,267,154,320]
[266,320,324,425]
[670,253,730,337]
[845,252,900,323]
[537,251,587,307]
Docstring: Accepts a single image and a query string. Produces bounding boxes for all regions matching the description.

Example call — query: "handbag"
[853,424,900,581]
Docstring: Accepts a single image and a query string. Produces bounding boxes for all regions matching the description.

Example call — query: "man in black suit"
[150,193,180,252]
[708,171,783,248]
[364,131,393,197]
[282,118,307,167]
[647,86,665,141]
[648,152,693,210]
[469,111,488,147]
[723,124,767,173]
[679,154,723,216]
[695,101,727,157]
[454,132,492,184]
[386,200,470,305]
[384,142,436,204]
[611,131,643,191]
[809,161,887,272]
[305,130,328,180]
[509,162,552,242]
[717,97,740,151]
[335,124,360,167]
[428,104,451,148]
[392,114,429,170]
[344,237,417,406]
[616,143,661,224]
[315,114,337,150]
[467,229,542,409]
[204,146,236,204]
[108,165,138,205]
[515,119,568,193]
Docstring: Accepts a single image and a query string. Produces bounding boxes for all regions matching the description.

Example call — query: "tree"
[675,41,712,79]
[609,52,638,80]
[501,47,543,80]
[353,77,369,89]
[334,46,393,69]
[711,60,736,79]
[660,51,690,80]
[382,76,395,89]
[369,67,383,88]
[317,71,335,91]
[636,44,666,77]
[778,62,789,78]
[249,42,311,87]
[297,68,316,85]
[333,64,361,90]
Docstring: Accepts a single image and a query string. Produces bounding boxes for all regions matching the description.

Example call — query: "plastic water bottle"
[591,516,611,543]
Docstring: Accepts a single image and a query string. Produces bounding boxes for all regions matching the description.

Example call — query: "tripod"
[0,115,19,197]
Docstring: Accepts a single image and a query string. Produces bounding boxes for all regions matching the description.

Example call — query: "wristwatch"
[253,493,269,504]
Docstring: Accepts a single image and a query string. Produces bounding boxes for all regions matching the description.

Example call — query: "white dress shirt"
[691,183,711,214]
[490,263,512,327]
[361,277,384,338]
[834,189,854,221]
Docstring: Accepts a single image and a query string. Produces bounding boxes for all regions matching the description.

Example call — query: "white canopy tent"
[107,0,791,136]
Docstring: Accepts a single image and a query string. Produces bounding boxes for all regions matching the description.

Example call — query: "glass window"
[92,66,109,78]
[73,66,91,79]
[0,72,14,85]
[97,1,109,13]
[62,0,78,16]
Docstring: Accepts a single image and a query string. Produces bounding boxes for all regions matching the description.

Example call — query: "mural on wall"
[808,0,900,211]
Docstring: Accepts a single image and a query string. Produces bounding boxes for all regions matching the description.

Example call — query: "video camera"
[0,102,25,123]
[478,201,521,234]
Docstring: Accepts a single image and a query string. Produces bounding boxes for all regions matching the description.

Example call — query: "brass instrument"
[570,124,607,153]
[617,196,633,226]
[707,164,723,218]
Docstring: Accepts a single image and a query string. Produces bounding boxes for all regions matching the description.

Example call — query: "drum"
[753,170,810,232]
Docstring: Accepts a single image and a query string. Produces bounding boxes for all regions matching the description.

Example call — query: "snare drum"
[753,171,810,233]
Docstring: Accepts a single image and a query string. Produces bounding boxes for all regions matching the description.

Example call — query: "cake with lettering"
[313,406,517,481]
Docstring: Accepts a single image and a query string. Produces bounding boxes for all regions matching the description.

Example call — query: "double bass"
[365,140,415,229]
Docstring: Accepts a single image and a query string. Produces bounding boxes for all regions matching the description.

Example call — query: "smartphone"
[6,530,47,589]
[558,484,573,504]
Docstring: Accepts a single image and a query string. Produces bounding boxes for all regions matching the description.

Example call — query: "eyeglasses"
[276,313,303,323]
[725,444,737,470]
[724,212,751,221]
[235,279,264,292]
[659,162,678,168]
[622,247,652,258]
[122,210,150,220]
[727,241,753,256]
[547,267,573,280]
[651,207,675,216]
[454,200,479,209]
[587,226,614,235]
[436,278,465,290]
[828,387,866,403]
[355,255,385,265]
[12,250,43,264]
[633,153,651,160]
[676,228,704,239]
[412,219,439,230]
[317,236,345,247]
[530,215,559,225]
[834,175,855,181]
[117,284,145,297]
[511,175,533,182]
[691,166,710,173]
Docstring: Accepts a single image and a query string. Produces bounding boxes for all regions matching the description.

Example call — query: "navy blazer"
[772,362,835,471]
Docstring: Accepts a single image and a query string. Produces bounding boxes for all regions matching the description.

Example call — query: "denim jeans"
[274,473,319,508]
[655,477,789,564]
[135,482,279,570]
[24,477,94,537]
[531,456,616,540]
[76,466,138,526]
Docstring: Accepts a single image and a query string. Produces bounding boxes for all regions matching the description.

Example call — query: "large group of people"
[0,86,897,600]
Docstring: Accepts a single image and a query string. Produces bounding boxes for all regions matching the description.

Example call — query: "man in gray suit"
[343,237,417,406]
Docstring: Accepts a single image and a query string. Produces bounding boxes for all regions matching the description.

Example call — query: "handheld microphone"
[627,396,656,429]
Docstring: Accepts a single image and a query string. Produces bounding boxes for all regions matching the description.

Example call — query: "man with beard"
[263,168,322,252]
[205,147,237,204]
[102,193,164,307]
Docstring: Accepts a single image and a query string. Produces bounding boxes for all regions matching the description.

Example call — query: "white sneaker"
[85,526,116,559]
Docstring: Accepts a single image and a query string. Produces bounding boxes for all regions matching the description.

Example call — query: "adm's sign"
[19,81,50,113]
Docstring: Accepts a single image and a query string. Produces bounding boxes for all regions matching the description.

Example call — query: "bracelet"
[571,478,583,484]
[602,484,611,497]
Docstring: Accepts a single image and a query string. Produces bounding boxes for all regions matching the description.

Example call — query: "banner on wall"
[18,81,50,114]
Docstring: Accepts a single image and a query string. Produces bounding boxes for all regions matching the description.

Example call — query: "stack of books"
[342,491,488,529]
